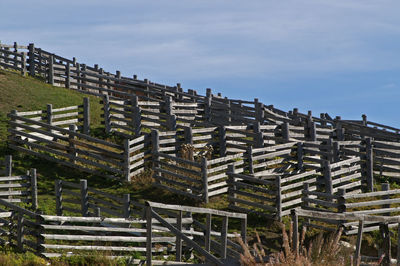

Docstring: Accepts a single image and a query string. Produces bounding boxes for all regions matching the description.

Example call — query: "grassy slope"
[0,69,208,210]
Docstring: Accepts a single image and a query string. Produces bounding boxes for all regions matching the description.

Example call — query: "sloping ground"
[0,69,211,209]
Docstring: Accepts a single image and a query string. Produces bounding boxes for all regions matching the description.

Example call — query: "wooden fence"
[0,155,38,210]
[227,155,365,220]
[0,42,28,75]
[3,42,400,146]
[8,109,147,181]
[292,208,400,266]
[0,195,247,265]
[153,148,245,203]
[302,182,400,235]
[146,201,247,266]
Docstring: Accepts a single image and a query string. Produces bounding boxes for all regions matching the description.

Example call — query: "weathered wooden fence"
[2,42,400,146]
[0,195,247,265]
[293,208,399,266]
[146,201,247,266]
[227,154,365,220]
[0,42,28,75]
[302,182,400,235]
[0,155,38,210]
[8,108,147,181]
[153,148,245,203]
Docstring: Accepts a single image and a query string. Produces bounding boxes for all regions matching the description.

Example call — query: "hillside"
[0,69,212,209]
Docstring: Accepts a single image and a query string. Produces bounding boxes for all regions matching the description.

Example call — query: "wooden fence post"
[302,183,310,225]
[205,93,212,123]
[320,113,327,127]
[83,97,90,135]
[5,154,11,200]
[47,104,53,134]
[75,63,81,91]
[337,188,346,213]
[4,47,10,66]
[219,125,227,157]
[241,216,247,243]
[253,122,264,148]
[55,179,62,216]
[335,116,344,141]
[225,98,232,124]
[365,138,374,192]
[254,98,264,124]
[68,124,77,163]
[332,141,340,162]
[291,209,299,255]
[124,139,131,182]
[66,62,71,88]
[353,220,364,266]
[362,114,367,126]
[227,164,237,207]
[309,122,317,141]
[205,213,211,252]
[80,179,89,217]
[17,213,24,251]
[165,97,176,131]
[323,161,333,195]
[151,130,160,171]
[176,210,183,262]
[246,146,254,174]
[146,205,152,266]
[48,54,54,85]
[123,193,130,218]
[292,108,300,125]
[221,216,228,259]
[276,176,282,221]
[201,157,209,203]
[5,155,12,176]
[82,64,87,91]
[21,52,27,76]
[131,96,142,137]
[397,224,400,265]
[103,95,111,134]
[380,223,391,265]
[28,43,35,76]
[13,42,18,69]
[30,168,38,211]
[282,122,290,142]
[184,126,193,145]
[36,214,44,255]
[297,142,303,171]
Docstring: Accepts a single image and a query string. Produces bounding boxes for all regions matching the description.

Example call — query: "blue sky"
[1,1,400,127]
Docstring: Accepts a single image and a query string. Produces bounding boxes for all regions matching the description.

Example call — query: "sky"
[1,1,400,127]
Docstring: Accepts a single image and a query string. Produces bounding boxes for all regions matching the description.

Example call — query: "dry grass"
[238,222,350,266]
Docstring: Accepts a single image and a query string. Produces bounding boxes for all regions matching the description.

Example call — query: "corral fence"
[0,155,38,210]
[0,195,247,265]
[8,107,148,181]
[2,42,400,147]
[302,182,400,235]
[292,209,400,265]
[227,155,367,221]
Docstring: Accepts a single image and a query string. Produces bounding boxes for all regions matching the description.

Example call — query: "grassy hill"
[0,69,208,212]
